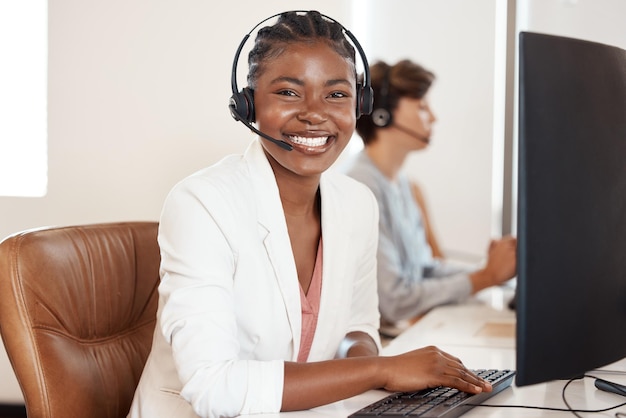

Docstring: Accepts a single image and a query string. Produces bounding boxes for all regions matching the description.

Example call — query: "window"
[0,0,47,197]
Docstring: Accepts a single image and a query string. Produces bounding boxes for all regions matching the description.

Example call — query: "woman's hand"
[380,346,493,394]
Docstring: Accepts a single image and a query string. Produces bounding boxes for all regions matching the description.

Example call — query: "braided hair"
[246,11,357,89]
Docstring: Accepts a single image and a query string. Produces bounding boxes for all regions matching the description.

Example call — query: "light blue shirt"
[345,151,472,323]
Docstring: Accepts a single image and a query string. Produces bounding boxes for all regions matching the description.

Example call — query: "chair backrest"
[0,222,160,418]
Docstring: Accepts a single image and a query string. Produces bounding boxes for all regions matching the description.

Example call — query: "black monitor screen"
[516,31,626,387]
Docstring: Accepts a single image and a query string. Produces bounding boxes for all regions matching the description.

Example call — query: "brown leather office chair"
[0,222,160,418]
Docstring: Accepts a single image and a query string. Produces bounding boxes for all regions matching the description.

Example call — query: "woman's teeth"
[288,136,329,147]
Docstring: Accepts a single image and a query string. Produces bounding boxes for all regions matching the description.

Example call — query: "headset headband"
[230,10,372,113]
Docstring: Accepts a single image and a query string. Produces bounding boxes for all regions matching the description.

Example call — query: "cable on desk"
[467,375,626,417]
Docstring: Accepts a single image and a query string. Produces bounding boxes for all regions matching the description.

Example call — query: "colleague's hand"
[485,235,517,283]
[380,346,493,394]
[470,235,517,292]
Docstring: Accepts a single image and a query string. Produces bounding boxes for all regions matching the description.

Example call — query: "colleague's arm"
[411,181,444,259]
[411,182,517,295]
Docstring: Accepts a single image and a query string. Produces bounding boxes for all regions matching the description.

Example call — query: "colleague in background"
[128,12,493,418]
[346,59,517,331]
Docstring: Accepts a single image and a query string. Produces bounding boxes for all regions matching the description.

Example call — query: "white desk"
[260,288,626,417]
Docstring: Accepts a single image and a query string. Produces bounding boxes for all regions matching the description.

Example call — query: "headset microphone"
[228,11,373,152]
[229,105,294,151]
[390,123,430,144]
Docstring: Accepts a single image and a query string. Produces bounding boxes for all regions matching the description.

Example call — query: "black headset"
[228,11,373,127]
[369,65,430,144]
[371,65,393,127]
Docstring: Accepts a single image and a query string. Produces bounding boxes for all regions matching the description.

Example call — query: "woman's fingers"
[381,346,494,394]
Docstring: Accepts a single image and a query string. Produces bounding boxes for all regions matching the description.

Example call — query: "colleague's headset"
[371,66,393,128]
[369,64,430,144]
[228,10,374,151]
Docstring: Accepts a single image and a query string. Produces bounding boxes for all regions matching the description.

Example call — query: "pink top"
[297,238,323,362]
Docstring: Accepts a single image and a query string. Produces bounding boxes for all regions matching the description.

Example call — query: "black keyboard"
[348,369,515,418]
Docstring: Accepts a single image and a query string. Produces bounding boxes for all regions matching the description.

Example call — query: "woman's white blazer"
[128,139,381,418]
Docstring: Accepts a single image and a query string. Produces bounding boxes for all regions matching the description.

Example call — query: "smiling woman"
[0,1,47,197]
[126,10,493,418]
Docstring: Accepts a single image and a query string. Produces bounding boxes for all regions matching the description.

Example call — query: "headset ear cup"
[356,84,374,119]
[229,87,255,123]
[242,87,255,123]
[359,85,374,117]
[372,107,392,127]
[229,92,247,122]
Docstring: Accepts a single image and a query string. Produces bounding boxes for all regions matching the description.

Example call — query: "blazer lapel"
[246,140,301,360]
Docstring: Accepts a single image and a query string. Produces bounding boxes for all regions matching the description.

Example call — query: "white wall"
[520,0,626,49]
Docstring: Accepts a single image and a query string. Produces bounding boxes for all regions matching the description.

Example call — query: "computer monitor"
[516,31,626,387]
